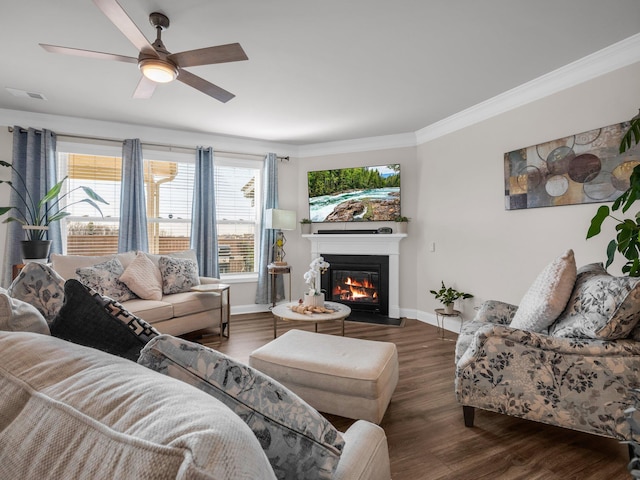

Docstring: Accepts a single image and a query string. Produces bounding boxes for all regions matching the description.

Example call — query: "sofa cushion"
[510,249,576,332]
[119,251,163,301]
[51,251,137,280]
[139,335,345,480]
[0,289,49,335]
[50,279,159,361]
[76,257,137,303]
[121,298,174,323]
[0,331,276,480]
[158,256,200,295]
[550,263,640,340]
[8,262,65,323]
[168,291,222,318]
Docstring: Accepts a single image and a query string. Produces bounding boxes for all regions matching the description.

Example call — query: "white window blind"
[58,151,262,275]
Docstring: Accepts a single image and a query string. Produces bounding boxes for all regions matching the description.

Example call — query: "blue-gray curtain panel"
[118,138,149,253]
[255,153,283,304]
[190,146,219,278]
[3,127,61,287]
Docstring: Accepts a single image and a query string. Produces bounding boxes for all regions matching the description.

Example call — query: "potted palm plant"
[430,281,473,314]
[0,160,108,260]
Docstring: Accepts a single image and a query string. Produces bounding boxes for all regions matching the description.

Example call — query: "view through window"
[57,152,261,275]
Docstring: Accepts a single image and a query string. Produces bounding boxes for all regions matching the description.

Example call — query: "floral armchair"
[455,299,640,441]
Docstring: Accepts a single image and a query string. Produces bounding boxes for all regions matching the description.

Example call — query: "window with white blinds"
[57,151,262,276]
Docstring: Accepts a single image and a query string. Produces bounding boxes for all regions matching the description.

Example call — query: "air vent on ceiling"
[6,87,47,101]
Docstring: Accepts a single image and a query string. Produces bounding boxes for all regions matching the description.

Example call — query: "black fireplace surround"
[320,254,389,315]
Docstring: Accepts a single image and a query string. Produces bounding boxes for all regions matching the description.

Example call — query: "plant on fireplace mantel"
[430,281,473,314]
[303,256,330,306]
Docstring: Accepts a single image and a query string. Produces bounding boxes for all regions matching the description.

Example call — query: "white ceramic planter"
[303,292,325,307]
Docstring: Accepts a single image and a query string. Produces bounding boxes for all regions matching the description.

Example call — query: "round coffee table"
[271,301,351,338]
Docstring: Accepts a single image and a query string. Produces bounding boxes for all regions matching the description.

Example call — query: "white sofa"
[0,330,391,480]
[51,251,223,336]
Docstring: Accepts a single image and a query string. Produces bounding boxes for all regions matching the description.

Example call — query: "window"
[57,149,262,276]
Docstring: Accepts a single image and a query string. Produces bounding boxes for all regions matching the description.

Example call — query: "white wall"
[416,61,640,321]
[1,60,638,321]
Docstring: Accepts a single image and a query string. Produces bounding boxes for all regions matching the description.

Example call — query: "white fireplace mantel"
[303,234,407,318]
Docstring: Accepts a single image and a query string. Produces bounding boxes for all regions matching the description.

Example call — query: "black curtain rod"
[7,126,290,161]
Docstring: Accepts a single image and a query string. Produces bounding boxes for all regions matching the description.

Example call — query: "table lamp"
[265,209,296,266]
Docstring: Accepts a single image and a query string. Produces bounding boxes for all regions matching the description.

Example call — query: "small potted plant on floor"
[0,160,107,260]
[430,281,473,314]
[300,218,312,235]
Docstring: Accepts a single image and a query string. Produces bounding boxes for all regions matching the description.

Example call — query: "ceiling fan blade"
[40,44,138,64]
[93,0,156,55]
[177,69,235,103]
[133,76,157,99]
[168,43,248,68]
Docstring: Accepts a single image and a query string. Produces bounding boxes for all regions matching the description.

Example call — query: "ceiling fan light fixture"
[139,58,177,83]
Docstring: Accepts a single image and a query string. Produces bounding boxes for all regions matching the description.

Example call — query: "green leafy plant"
[429,281,473,306]
[0,160,108,241]
[587,112,640,276]
[300,218,312,224]
[394,216,410,222]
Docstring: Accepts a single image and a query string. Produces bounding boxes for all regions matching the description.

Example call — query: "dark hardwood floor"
[189,314,630,480]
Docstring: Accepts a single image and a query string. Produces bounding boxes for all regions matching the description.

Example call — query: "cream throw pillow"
[510,249,577,332]
[120,252,163,301]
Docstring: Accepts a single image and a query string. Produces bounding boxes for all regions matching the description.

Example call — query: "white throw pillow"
[0,290,50,335]
[120,252,164,301]
[510,249,577,332]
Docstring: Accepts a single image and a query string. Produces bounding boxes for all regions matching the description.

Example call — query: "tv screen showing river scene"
[307,164,401,222]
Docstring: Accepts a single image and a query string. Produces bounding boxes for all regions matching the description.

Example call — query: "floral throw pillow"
[75,257,137,303]
[158,256,200,295]
[8,262,65,323]
[550,263,640,340]
[139,335,344,480]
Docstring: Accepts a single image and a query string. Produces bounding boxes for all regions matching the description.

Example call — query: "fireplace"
[305,233,406,318]
[321,254,389,315]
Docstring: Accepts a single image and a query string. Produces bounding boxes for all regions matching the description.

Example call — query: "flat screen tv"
[307,164,401,222]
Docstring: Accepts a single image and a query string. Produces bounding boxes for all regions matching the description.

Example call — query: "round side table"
[434,308,462,341]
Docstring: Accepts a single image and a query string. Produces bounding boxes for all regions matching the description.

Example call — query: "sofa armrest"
[333,420,391,480]
[472,300,518,325]
[198,276,221,285]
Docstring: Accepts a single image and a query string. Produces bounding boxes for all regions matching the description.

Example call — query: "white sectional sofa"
[50,250,223,336]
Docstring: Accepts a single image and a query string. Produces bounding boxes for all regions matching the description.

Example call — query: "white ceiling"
[2,1,640,146]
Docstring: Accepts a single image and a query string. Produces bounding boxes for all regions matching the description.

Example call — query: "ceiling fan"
[40,0,248,103]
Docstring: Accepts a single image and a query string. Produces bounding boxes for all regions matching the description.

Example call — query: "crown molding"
[415,33,640,145]
[296,132,417,158]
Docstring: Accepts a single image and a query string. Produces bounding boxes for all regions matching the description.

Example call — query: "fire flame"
[333,276,378,302]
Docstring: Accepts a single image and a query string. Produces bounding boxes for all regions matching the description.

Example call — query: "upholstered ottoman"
[249,329,399,424]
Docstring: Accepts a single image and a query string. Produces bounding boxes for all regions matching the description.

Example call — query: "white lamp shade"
[265,209,296,230]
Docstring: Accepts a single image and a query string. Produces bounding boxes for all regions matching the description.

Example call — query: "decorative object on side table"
[394,216,410,234]
[303,256,329,307]
[430,281,473,314]
[0,160,108,261]
[265,208,296,266]
[587,109,640,276]
[300,218,312,235]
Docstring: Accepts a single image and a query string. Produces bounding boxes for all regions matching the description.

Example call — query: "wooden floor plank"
[188,315,630,480]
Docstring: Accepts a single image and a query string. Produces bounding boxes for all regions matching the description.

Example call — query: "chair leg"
[463,406,475,427]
